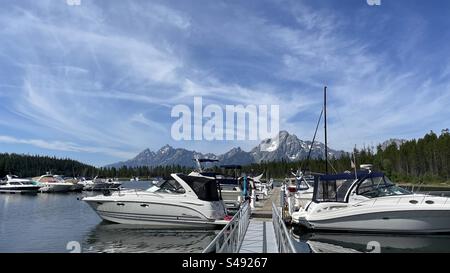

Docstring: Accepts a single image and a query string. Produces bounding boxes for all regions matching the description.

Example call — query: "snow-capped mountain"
[106,131,345,168]
[107,145,218,168]
[250,130,344,162]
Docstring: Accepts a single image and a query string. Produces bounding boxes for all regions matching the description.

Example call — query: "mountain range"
[106,131,346,168]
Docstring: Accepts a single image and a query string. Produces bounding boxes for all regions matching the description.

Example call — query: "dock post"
[250,190,256,209]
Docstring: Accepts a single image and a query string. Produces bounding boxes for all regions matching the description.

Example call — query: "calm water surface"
[0,181,217,253]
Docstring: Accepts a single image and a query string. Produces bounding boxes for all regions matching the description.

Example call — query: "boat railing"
[370,195,450,207]
[202,201,251,253]
[272,202,296,253]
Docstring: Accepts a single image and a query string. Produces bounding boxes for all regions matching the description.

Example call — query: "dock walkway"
[251,187,280,218]
[239,187,281,253]
[239,220,278,253]
[203,186,295,253]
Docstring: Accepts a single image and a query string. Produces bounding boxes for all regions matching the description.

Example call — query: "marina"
[1,87,450,254]
[2,177,450,253]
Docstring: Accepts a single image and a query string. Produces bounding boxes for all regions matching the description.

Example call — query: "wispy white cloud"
[0,0,449,164]
[0,135,135,159]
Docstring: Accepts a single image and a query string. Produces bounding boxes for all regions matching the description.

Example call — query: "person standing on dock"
[241,173,254,206]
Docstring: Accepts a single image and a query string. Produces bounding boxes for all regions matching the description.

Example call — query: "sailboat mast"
[324,86,328,175]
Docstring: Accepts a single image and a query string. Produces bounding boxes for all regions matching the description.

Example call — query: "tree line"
[1,129,449,184]
[0,153,97,178]
[0,153,193,179]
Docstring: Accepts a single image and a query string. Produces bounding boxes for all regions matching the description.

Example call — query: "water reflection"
[291,226,450,253]
[83,223,218,253]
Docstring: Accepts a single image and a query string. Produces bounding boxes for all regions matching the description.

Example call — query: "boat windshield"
[155,179,186,194]
[356,175,411,198]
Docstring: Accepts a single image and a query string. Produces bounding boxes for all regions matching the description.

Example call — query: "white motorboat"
[293,172,315,210]
[283,175,301,216]
[283,170,315,215]
[64,177,84,192]
[79,176,122,191]
[292,170,450,234]
[251,173,273,200]
[33,173,73,193]
[83,173,228,229]
[0,175,41,194]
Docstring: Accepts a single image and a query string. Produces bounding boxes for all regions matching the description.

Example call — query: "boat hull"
[0,186,41,194]
[300,210,450,234]
[84,198,226,229]
[70,183,84,192]
[84,182,121,191]
[39,183,73,193]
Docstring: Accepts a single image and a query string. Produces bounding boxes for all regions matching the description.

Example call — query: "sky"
[0,0,450,167]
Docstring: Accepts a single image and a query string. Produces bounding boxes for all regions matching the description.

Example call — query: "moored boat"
[83,173,228,229]
[33,173,73,193]
[0,175,41,194]
[292,169,450,234]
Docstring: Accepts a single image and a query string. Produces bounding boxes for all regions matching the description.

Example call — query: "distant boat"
[33,173,73,193]
[0,175,41,194]
[130,177,140,182]
[64,177,84,192]
[79,176,121,191]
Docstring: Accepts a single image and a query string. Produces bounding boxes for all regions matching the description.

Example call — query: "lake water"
[290,191,450,253]
[0,181,217,253]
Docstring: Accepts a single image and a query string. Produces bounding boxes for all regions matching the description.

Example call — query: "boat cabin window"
[356,175,411,198]
[313,174,355,203]
[156,179,186,194]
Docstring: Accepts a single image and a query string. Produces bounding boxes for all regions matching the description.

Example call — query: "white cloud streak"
[0,0,449,164]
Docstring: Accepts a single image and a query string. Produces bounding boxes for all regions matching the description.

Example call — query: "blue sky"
[1,0,450,166]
